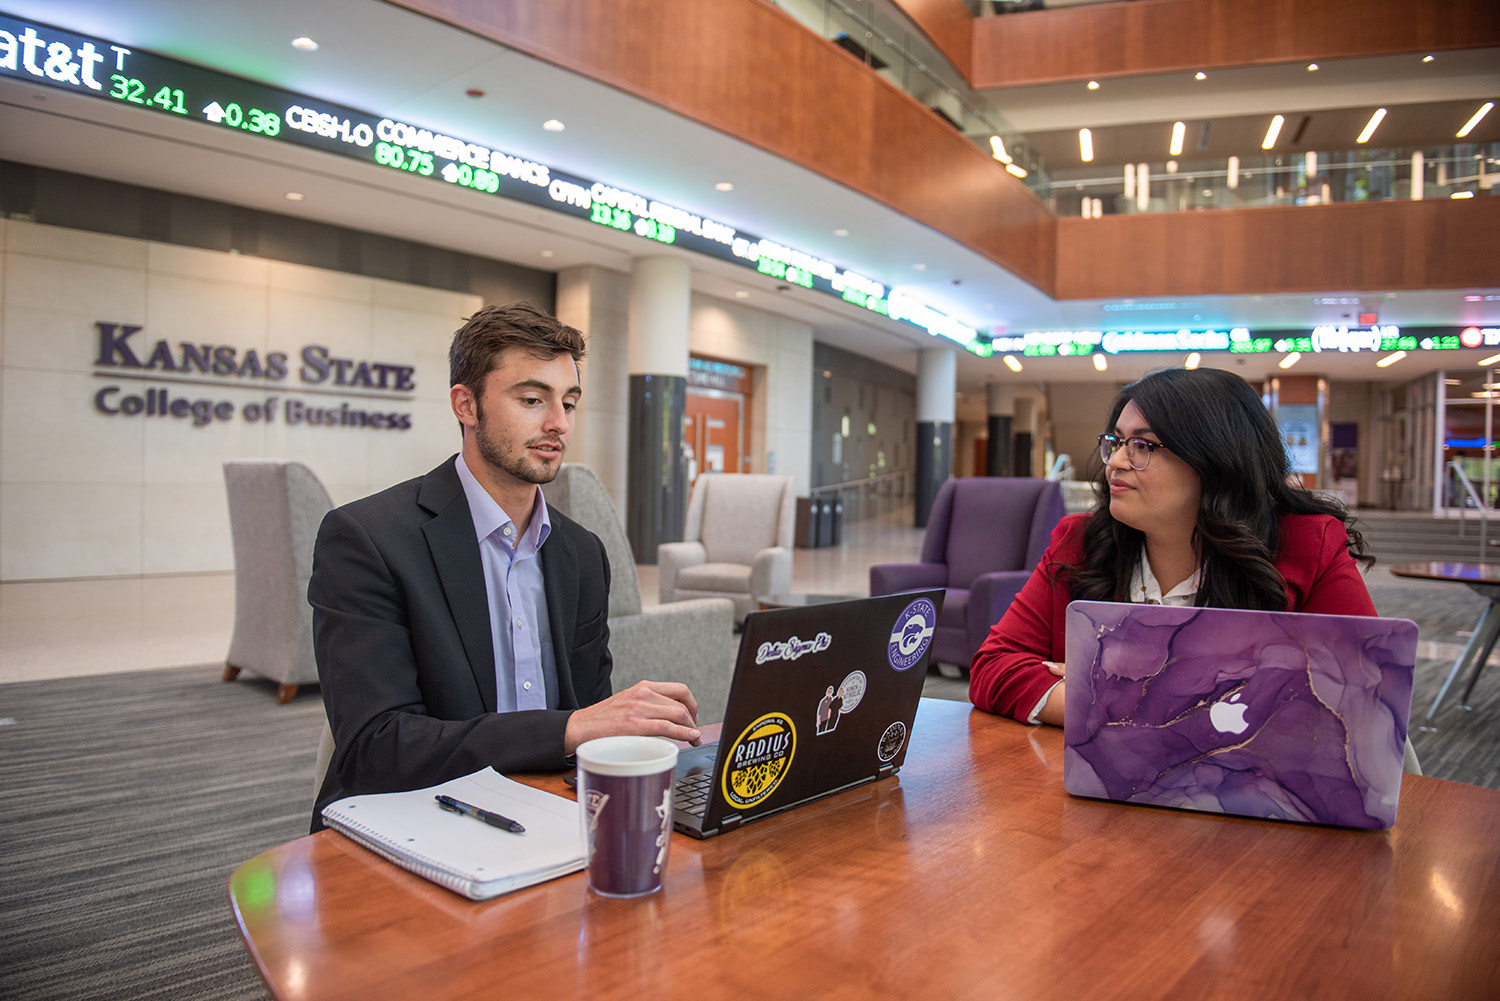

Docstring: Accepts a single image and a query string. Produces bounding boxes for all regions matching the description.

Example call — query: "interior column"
[916,346,956,527]
[985,381,1014,479]
[626,255,690,563]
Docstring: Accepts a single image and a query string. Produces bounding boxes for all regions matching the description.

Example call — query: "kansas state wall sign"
[887,598,937,671]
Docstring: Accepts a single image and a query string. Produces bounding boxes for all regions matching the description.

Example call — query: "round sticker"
[838,670,867,713]
[877,721,908,762]
[722,712,797,809]
[888,598,937,671]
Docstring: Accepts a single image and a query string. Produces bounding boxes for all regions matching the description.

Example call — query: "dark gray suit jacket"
[308,455,613,831]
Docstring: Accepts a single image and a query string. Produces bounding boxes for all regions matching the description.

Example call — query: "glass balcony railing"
[1042,145,1499,216]
[768,0,1049,189]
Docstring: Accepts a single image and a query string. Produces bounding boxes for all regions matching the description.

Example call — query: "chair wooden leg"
[276,684,298,704]
[223,665,241,682]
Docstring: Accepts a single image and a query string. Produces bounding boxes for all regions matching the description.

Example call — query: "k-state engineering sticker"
[722,712,797,809]
[887,598,937,670]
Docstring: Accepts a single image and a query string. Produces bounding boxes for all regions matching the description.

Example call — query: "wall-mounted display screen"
[989,325,1498,359]
[0,13,985,354]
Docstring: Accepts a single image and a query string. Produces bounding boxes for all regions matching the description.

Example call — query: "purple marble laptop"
[1063,601,1417,830]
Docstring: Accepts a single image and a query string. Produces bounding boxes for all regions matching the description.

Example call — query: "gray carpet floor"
[0,669,324,1001]
[2,575,1497,1000]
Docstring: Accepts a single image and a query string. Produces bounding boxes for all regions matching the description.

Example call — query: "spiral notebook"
[320,768,585,899]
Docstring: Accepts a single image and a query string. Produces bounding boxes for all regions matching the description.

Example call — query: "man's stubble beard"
[473,400,564,486]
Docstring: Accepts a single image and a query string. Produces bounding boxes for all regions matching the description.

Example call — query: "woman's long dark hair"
[1068,367,1372,609]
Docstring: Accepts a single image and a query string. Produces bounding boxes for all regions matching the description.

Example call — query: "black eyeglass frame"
[1097,433,1172,471]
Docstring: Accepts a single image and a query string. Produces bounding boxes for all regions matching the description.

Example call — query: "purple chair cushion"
[941,479,1059,590]
[873,477,1065,667]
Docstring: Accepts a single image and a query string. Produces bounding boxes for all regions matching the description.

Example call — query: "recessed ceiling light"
[1169,121,1186,157]
[1006,163,1028,178]
[542,119,565,132]
[714,182,734,192]
[833,228,849,237]
[1422,54,1435,63]
[1003,355,1023,372]
[1479,352,1500,366]
[734,290,750,299]
[1079,128,1094,162]
[989,135,1012,163]
[1194,71,1206,81]
[1451,190,1476,199]
[291,36,319,51]
[539,249,556,258]
[283,191,305,202]
[1376,351,1407,368]
[1087,80,1100,90]
[1185,352,1201,369]
[1307,63,1319,71]
[1279,352,1302,369]
[1092,354,1108,372]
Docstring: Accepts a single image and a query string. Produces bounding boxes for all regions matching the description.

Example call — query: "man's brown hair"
[448,302,586,397]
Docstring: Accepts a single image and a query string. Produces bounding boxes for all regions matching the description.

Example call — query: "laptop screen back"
[1063,600,1417,830]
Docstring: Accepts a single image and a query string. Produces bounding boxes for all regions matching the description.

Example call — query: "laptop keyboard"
[675,770,712,817]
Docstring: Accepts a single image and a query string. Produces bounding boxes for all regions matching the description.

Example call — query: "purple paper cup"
[575,736,679,898]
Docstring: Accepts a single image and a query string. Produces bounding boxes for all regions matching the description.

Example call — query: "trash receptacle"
[815,495,834,547]
[795,496,816,548]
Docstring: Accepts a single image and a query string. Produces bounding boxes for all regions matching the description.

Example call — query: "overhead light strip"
[1457,102,1494,139]
[1079,128,1094,163]
[1169,121,1185,157]
[1357,108,1387,144]
[1262,115,1285,150]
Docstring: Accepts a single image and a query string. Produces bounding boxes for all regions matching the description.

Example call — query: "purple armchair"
[869,477,1066,670]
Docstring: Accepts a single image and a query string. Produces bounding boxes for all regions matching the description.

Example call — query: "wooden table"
[1389,561,1500,719]
[229,699,1500,1001]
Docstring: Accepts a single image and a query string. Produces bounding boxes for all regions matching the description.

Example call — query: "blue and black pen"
[435,794,525,833]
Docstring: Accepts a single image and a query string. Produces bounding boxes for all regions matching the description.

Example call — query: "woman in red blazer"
[970,367,1376,726]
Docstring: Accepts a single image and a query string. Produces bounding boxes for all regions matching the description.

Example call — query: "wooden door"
[685,390,743,486]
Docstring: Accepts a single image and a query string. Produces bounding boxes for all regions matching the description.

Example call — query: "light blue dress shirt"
[454,454,557,712]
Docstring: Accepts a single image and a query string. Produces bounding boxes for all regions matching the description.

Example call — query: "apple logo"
[1209,693,1250,735]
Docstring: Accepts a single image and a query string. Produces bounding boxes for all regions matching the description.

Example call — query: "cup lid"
[575,735,679,776]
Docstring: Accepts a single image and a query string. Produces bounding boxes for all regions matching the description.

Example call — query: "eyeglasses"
[1098,433,1171,471]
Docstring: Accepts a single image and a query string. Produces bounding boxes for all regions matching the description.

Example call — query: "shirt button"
[523,681,533,691]
[503,525,513,536]
[516,618,525,628]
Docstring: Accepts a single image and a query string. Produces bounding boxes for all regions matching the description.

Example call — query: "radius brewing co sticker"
[887,598,937,671]
[721,712,797,809]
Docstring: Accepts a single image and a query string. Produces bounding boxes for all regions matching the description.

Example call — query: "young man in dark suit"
[308,302,700,830]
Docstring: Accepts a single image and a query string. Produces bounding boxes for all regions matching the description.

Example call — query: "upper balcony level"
[389,0,1497,302]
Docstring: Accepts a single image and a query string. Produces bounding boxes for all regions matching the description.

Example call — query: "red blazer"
[968,512,1378,722]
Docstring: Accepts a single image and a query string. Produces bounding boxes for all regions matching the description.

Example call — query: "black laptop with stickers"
[667,589,944,839]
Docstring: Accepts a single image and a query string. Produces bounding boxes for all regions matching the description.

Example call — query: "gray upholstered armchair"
[657,473,796,622]
[222,459,333,703]
[543,465,739,722]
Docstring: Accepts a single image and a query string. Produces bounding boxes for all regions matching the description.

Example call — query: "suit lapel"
[540,523,581,709]
[418,459,498,712]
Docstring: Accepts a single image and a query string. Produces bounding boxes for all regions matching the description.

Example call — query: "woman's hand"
[1043,660,1065,678]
